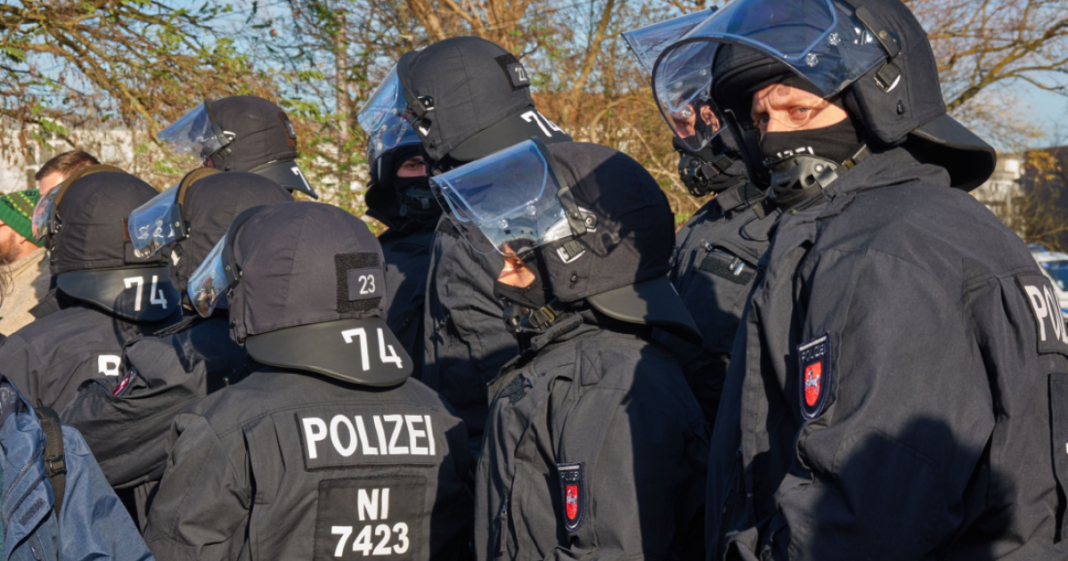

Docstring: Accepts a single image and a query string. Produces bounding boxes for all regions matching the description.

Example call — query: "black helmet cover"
[168,171,293,294]
[226,202,413,387]
[536,142,702,344]
[48,170,181,319]
[396,37,572,162]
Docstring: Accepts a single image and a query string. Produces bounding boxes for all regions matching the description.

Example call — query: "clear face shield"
[31,186,61,243]
[186,206,259,317]
[358,66,418,161]
[622,10,717,80]
[363,113,422,171]
[127,184,184,259]
[158,100,233,162]
[187,236,233,318]
[430,139,580,257]
[651,0,890,151]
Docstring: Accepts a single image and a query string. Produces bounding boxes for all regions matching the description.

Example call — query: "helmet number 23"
[342,328,403,371]
[124,276,169,312]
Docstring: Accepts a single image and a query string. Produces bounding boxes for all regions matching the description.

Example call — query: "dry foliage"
[2,0,1067,226]
[1014,147,1068,250]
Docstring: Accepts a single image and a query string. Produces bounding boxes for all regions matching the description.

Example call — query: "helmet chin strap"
[502,298,570,335]
[764,144,871,209]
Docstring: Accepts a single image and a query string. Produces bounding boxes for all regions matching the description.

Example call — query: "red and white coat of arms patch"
[557,462,585,532]
[798,334,831,420]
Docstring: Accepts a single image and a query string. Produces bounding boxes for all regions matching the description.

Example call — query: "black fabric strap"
[34,406,66,517]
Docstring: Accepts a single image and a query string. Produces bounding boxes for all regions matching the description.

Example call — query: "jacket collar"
[715,181,769,214]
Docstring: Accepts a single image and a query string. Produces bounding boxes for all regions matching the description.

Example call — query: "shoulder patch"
[798,334,832,420]
[557,462,585,532]
[1016,274,1068,355]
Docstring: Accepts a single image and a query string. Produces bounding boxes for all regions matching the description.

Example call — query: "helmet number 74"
[123,276,169,312]
[342,328,403,371]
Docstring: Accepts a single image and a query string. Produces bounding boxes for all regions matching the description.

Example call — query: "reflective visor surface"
[128,184,183,258]
[365,113,421,166]
[623,10,716,78]
[158,103,227,160]
[430,140,569,256]
[653,0,888,150]
[357,67,415,160]
[187,236,230,318]
[31,187,60,242]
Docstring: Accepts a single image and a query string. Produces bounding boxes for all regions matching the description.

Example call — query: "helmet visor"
[127,184,184,259]
[364,113,422,168]
[31,186,60,243]
[187,236,232,318]
[158,102,230,161]
[430,140,570,257]
[653,0,889,150]
[623,10,716,79]
[358,67,416,161]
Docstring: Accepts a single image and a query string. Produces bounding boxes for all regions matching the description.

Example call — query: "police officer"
[144,202,472,560]
[658,133,776,428]
[431,139,708,559]
[0,166,182,411]
[158,95,319,199]
[622,12,780,427]
[61,169,293,526]
[645,0,1068,557]
[361,118,441,374]
[361,37,572,449]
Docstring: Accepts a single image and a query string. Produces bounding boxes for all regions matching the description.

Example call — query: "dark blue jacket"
[0,378,152,561]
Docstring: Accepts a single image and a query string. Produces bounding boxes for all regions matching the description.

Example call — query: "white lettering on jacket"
[302,414,436,460]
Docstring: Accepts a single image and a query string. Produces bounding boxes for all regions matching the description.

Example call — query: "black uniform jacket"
[0,302,180,411]
[422,216,519,447]
[657,183,777,427]
[707,147,1068,560]
[381,223,436,378]
[476,310,709,560]
[143,366,473,561]
[61,314,251,522]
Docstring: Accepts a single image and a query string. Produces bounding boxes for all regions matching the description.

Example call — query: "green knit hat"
[0,189,42,246]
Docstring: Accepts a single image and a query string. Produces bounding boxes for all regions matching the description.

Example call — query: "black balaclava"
[674,127,751,198]
[364,144,440,230]
[493,252,554,335]
[711,44,868,208]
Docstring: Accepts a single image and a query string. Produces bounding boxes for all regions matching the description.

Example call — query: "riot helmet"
[30,166,180,322]
[186,202,412,387]
[359,37,572,169]
[126,169,293,301]
[648,0,996,198]
[159,96,319,199]
[624,9,751,198]
[431,139,702,344]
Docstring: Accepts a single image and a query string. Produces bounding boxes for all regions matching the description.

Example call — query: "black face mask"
[493,254,557,334]
[393,176,438,219]
[759,117,863,167]
[758,117,864,209]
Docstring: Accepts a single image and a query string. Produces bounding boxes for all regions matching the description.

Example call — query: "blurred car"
[1030,244,1068,322]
